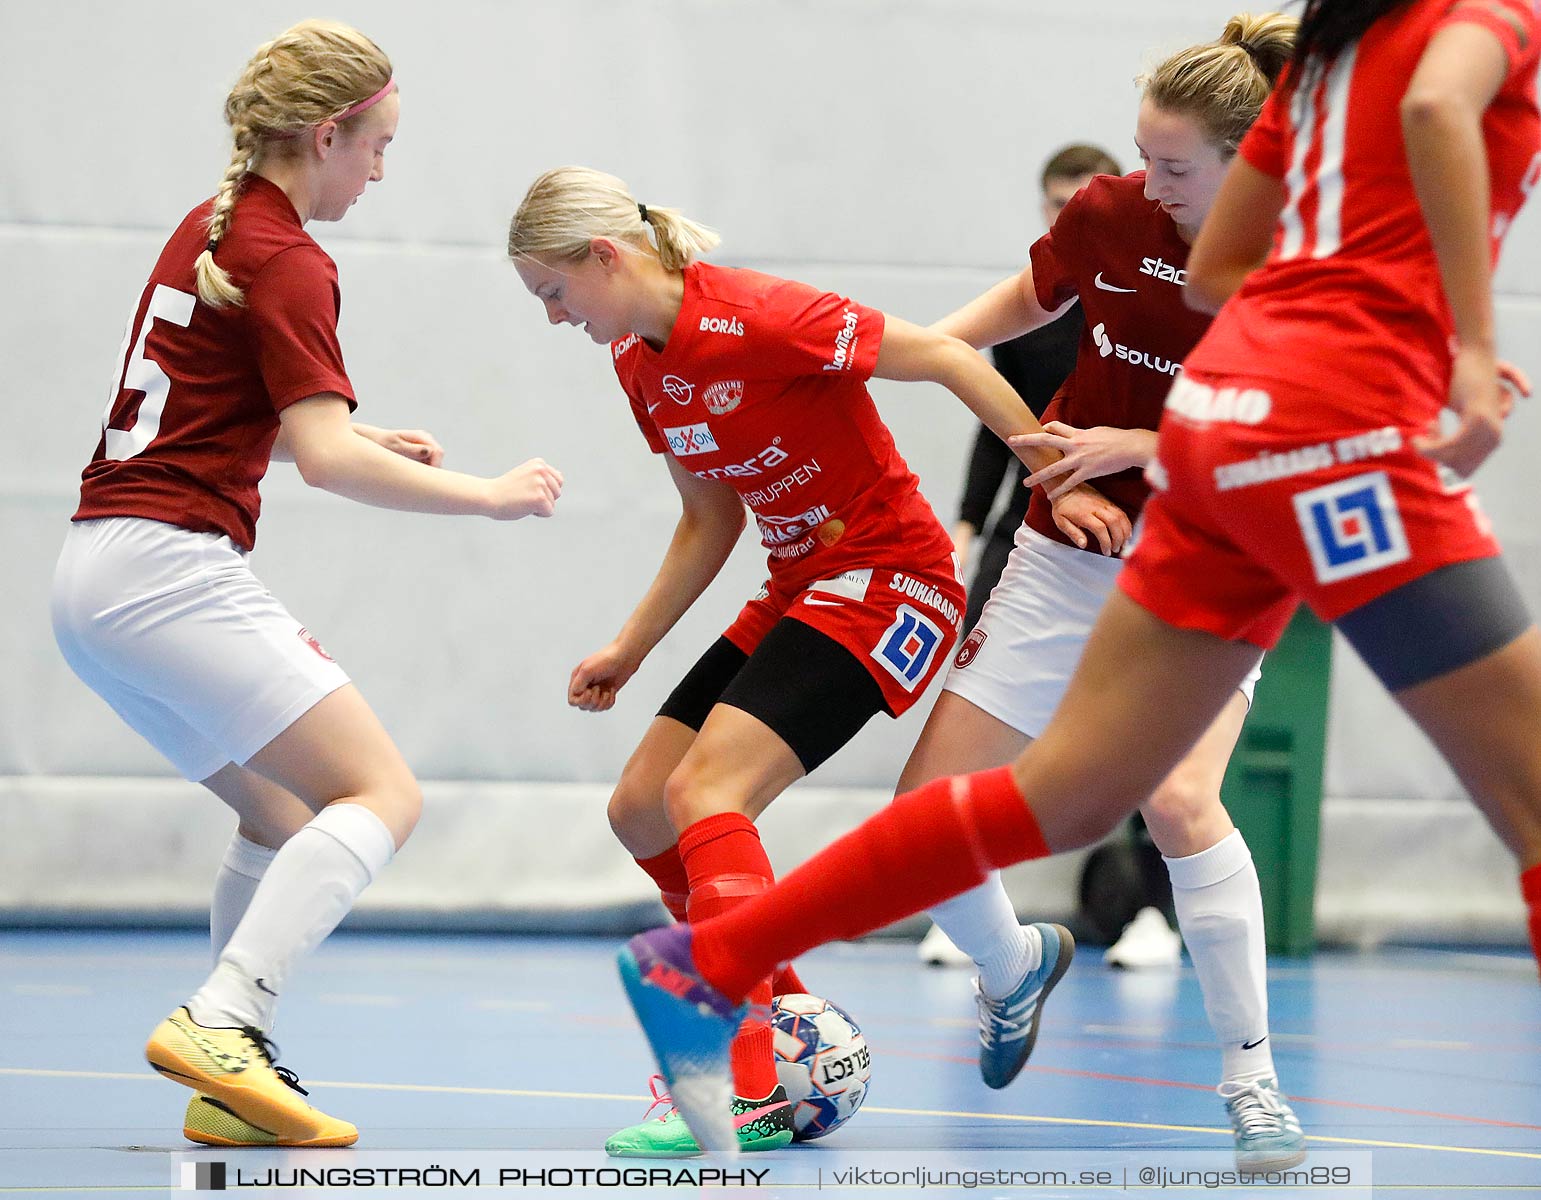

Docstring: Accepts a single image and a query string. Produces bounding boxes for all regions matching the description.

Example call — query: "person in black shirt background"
[951,145,1121,635]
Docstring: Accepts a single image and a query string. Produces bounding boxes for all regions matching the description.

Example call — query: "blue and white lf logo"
[871,605,943,693]
[1292,470,1410,585]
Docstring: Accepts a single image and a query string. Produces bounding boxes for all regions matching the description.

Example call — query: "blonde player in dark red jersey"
[51,20,562,1148]
[892,15,1304,1169]
[617,0,1541,1160]
[508,165,1127,1156]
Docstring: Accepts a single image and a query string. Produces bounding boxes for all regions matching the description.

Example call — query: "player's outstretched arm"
[270,421,445,465]
[568,457,746,712]
[1012,421,1159,497]
[279,393,562,519]
[873,318,1129,554]
[1185,158,1283,314]
[930,263,1070,350]
[1403,20,1512,477]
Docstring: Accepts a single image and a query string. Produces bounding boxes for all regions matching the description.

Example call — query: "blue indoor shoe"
[1220,1077,1307,1170]
[975,922,1075,1089]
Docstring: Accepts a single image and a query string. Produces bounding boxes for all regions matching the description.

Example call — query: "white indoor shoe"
[918,922,974,967]
[1104,907,1181,969]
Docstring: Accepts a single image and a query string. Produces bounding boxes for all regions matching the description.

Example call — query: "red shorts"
[725,555,964,716]
[1119,370,1501,650]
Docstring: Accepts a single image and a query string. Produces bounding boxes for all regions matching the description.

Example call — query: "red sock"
[1522,863,1541,981]
[694,766,1049,1002]
[635,845,690,923]
[679,812,781,1100]
[771,962,808,996]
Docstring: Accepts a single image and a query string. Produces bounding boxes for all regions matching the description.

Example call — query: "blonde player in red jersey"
[51,21,562,1148]
[508,166,1127,1156]
[617,0,1541,1158]
[896,15,1304,1169]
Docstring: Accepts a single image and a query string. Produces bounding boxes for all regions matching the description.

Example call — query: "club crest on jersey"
[1292,470,1410,584]
[699,315,745,337]
[663,423,720,457]
[954,626,987,669]
[871,605,944,693]
[703,379,744,415]
[297,627,335,662]
[661,375,695,405]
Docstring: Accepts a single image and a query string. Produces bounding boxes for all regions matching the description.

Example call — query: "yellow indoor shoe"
[147,1008,357,1147]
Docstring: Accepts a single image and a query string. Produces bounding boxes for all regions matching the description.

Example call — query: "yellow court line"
[5,1068,1538,1162]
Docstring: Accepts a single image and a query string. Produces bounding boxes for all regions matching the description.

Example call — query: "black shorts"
[657,618,889,772]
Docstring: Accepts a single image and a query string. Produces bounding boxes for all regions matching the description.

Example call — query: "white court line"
[3,1068,1538,1161]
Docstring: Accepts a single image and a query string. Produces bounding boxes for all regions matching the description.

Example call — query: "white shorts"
[944,525,1262,738]
[51,517,350,781]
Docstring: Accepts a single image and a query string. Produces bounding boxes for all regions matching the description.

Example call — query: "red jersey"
[1187,0,1541,432]
[614,261,954,588]
[75,175,357,550]
[1026,172,1214,547]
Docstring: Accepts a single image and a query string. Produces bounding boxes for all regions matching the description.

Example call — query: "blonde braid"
[195,119,260,307]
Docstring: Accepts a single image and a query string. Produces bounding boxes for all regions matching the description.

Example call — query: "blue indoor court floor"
[1,930,1537,1197]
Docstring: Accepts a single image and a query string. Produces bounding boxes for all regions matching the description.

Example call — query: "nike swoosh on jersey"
[646,402,662,414]
[804,596,845,606]
[1094,272,1138,293]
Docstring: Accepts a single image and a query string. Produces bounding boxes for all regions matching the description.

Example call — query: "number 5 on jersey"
[101,285,196,461]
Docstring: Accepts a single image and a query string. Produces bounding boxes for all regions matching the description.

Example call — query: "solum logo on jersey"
[823,310,861,372]
[663,423,720,457]
[757,505,834,545]
[1140,256,1188,286]
[871,605,945,693]
[1163,375,1272,425]
[1091,323,1182,376]
[699,315,745,337]
[1292,470,1410,585]
[703,379,744,415]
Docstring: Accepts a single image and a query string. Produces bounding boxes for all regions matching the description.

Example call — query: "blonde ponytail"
[509,167,720,270]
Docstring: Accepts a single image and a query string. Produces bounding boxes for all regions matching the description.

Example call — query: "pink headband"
[335,78,397,123]
[269,78,396,139]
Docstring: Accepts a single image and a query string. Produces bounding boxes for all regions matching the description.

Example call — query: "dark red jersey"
[75,175,356,550]
[1025,172,1214,548]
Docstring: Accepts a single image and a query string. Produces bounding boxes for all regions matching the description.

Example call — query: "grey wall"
[3,2,1539,914]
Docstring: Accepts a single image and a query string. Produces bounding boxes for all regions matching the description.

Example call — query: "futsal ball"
[770,993,872,1140]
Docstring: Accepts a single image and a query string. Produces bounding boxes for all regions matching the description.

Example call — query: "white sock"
[187,803,396,1030]
[1165,830,1277,1084]
[927,871,1042,1000]
[210,833,277,960]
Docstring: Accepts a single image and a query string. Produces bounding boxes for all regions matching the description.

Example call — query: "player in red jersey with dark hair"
[616,0,1541,1157]
[508,165,1126,1156]
[894,15,1306,1168]
[52,19,561,1149]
